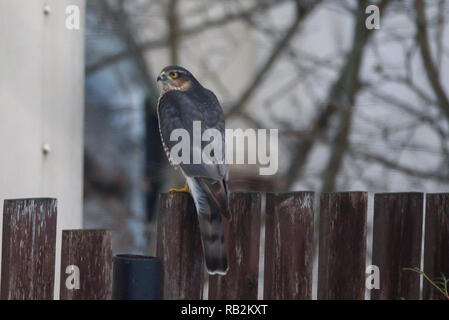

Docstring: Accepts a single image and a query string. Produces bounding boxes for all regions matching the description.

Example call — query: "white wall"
[0,0,85,298]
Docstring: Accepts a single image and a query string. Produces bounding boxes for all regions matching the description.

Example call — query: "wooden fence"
[1,198,112,300]
[157,192,449,300]
[0,192,447,300]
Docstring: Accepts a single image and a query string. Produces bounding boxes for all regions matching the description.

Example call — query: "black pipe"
[112,254,162,300]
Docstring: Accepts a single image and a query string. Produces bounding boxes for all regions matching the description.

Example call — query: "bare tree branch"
[352,149,449,183]
[225,0,323,118]
[283,0,392,190]
[100,0,159,106]
[415,0,449,120]
[86,0,289,75]
[167,0,179,65]
[320,0,394,192]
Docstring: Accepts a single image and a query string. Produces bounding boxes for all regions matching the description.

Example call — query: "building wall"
[0,0,85,298]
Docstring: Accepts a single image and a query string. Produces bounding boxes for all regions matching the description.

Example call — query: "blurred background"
[0,0,447,299]
[83,0,449,258]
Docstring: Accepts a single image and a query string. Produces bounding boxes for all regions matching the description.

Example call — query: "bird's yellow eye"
[169,72,178,79]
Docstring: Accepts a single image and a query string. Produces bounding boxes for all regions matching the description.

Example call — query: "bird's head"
[157,66,197,93]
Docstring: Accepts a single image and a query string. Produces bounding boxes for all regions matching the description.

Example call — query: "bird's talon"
[169,184,191,195]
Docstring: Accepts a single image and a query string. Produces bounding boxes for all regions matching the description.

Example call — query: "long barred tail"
[187,177,229,275]
[198,210,228,275]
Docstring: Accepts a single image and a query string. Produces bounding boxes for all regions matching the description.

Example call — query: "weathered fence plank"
[371,193,424,300]
[318,192,367,300]
[423,193,449,300]
[1,198,57,300]
[156,193,204,299]
[264,192,314,299]
[209,192,261,300]
[59,229,112,300]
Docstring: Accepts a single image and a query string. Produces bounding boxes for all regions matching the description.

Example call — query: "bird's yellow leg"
[169,183,192,196]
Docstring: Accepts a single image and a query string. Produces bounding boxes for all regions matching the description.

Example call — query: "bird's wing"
[158,89,231,275]
[158,90,227,180]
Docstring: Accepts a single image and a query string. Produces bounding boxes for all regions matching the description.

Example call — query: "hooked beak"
[157,71,165,82]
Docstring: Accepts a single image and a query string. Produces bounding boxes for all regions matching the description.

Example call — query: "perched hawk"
[156,66,230,275]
